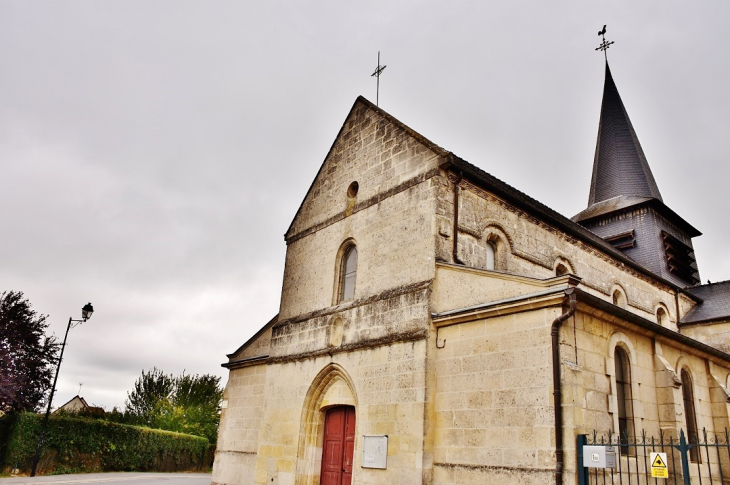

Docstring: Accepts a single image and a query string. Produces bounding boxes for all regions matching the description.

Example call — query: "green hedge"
[1,413,212,475]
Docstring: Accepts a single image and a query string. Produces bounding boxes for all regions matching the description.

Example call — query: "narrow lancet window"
[614,347,635,453]
[485,242,496,270]
[612,290,626,309]
[339,246,357,302]
[681,369,700,462]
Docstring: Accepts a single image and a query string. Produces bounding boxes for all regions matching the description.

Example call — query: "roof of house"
[54,395,104,414]
[57,395,89,409]
[682,281,730,324]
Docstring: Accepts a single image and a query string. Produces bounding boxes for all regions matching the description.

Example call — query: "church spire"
[574,59,701,288]
[587,62,663,206]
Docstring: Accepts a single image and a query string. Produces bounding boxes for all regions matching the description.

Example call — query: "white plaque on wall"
[362,435,388,469]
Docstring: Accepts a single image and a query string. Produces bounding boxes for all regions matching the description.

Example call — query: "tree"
[124,367,175,426]
[125,368,223,443]
[0,291,59,414]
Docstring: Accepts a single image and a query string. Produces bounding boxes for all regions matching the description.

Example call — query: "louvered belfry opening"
[661,231,700,285]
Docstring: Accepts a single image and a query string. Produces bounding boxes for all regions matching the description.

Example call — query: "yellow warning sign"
[650,452,668,478]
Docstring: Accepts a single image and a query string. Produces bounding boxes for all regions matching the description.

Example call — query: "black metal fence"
[578,429,730,485]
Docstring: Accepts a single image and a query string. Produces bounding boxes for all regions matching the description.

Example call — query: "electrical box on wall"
[583,445,616,469]
[362,435,388,469]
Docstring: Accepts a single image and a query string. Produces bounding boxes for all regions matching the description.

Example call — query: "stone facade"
[212,96,730,485]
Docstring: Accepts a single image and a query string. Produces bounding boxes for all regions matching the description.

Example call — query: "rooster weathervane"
[595,25,614,61]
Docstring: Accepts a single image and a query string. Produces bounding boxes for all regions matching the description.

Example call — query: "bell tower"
[573,62,701,287]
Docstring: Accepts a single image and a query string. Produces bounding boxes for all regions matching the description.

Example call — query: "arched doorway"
[295,364,357,485]
[320,406,356,485]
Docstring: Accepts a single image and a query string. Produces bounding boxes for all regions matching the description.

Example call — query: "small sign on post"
[650,452,668,478]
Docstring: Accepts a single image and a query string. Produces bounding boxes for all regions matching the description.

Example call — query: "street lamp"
[30,302,94,477]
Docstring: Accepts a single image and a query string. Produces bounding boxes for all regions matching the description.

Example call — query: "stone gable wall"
[286,101,444,240]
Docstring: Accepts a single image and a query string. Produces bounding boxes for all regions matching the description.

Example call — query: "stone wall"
[432,306,561,483]
[279,179,439,321]
[442,179,685,326]
[212,364,267,484]
[271,285,429,360]
[279,102,444,321]
[559,307,730,480]
[286,100,446,240]
[247,340,428,485]
[681,321,730,355]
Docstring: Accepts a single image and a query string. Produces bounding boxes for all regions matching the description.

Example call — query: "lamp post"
[30,302,94,477]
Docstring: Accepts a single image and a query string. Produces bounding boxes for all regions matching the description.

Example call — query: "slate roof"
[587,62,663,207]
[682,281,730,324]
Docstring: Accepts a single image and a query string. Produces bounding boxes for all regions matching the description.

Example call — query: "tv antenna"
[595,25,614,61]
[371,51,386,106]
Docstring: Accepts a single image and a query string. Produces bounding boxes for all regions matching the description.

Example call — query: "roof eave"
[442,158,700,301]
[575,198,702,238]
[225,313,279,360]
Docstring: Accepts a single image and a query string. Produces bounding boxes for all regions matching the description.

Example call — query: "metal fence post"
[577,434,588,485]
[676,429,692,485]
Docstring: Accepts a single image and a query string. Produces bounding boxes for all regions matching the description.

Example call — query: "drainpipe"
[452,171,462,264]
[551,287,577,485]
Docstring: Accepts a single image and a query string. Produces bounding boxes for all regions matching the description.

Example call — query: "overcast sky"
[2,1,729,410]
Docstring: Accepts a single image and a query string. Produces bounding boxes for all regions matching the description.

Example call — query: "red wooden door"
[320,406,356,485]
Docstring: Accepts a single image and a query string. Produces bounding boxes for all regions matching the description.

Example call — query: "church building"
[211,59,730,485]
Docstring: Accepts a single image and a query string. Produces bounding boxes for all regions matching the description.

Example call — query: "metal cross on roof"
[595,25,615,61]
[371,51,386,107]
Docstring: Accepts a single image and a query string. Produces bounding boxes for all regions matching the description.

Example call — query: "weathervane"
[595,25,614,61]
[371,51,386,106]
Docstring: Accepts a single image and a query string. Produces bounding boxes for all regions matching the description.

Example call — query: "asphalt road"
[0,473,211,485]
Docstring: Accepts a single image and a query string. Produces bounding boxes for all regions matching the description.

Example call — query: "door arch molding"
[295,363,358,485]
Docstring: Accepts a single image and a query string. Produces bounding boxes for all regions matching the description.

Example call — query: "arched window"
[485,242,496,270]
[612,289,627,309]
[657,307,669,327]
[681,369,700,462]
[339,246,357,302]
[614,347,635,452]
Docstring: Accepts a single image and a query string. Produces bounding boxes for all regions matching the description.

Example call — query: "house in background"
[53,395,104,417]
[212,59,730,485]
